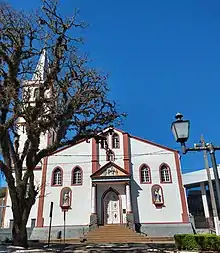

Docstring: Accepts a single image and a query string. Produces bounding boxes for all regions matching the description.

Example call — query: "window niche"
[160,164,172,183]
[60,187,72,210]
[72,167,83,185]
[140,164,151,184]
[112,133,120,149]
[34,88,39,98]
[151,185,164,207]
[100,132,110,149]
[52,167,63,186]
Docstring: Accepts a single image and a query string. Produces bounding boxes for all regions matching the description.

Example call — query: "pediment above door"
[91,162,130,179]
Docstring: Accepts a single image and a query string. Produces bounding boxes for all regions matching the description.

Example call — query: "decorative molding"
[123,133,130,173]
[174,152,189,222]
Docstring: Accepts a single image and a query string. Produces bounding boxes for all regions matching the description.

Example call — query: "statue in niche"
[106,149,115,162]
[61,188,71,207]
[152,185,163,205]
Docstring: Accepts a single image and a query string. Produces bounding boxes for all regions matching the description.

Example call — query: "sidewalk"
[0,242,178,253]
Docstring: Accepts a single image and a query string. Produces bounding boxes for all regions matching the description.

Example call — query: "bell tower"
[16,49,55,165]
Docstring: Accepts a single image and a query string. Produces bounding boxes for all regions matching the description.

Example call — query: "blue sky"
[1,0,220,186]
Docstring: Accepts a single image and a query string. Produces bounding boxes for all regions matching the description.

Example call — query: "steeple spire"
[32,49,48,81]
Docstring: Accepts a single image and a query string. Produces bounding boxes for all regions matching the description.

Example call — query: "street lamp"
[171,113,220,215]
[171,113,190,152]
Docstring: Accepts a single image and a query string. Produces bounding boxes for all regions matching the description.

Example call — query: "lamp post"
[171,113,220,215]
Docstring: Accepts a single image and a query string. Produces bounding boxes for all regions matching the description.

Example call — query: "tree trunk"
[12,220,28,248]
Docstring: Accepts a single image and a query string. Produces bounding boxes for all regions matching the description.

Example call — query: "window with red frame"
[72,167,82,185]
[140,165,151,183]
[112,133,120,149]
[52,168,62,186]
[160,165,171,183]
[100,133,109,149]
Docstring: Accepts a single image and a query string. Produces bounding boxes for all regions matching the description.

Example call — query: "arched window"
[112,133,120,149]
[52,167,62,186]
[101,133,108,149]
[140,164,151,184]
[34,88,39,98]
[72,167,82,185]
[160,164,172,183]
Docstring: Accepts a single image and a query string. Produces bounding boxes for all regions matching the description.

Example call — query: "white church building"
[1,51,192,239]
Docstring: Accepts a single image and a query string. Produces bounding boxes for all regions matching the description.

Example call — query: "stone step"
[86,236,148,240]
[85,225,174,244]
[86,240,148,243]
[85,226,144,243]
[87,230,138,235]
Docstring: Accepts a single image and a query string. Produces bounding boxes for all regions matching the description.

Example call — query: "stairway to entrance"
[85,225,173,244]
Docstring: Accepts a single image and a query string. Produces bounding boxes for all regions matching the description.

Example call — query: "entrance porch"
[89,162,134,229]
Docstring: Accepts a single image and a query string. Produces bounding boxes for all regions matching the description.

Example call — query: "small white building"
[1,51,192,239]
[182,167,220,232]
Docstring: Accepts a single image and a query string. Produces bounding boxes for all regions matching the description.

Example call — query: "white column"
[91,184,96,214]
[126,184,132,213]
[200,182,210,219]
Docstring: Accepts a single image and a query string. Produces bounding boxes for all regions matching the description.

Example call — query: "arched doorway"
[103,189,121,224]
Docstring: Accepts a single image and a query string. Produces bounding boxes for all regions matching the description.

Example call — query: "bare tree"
[0,0,124,247]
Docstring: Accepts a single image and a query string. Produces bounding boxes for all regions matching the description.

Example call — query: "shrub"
[174,234,220,251]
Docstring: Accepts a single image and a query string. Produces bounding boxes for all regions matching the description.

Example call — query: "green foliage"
[0,187,6,198]
[174,234,220,251]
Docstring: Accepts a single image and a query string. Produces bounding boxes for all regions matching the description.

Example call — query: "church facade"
[2,127,192,238]
[1,51,192,239]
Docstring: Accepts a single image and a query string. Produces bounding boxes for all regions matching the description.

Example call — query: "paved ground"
[0,242,177,253]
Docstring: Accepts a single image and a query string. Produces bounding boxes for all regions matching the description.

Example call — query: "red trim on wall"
[36,156,48,227]
[92,138,99,173]
[174,152,189,223]
[123,133,130,173]
[112,133,120,149]
[91,161,130,178]
[71,166,83,186]
[94,181,128,185]
[139,164,152,184]
[159,163,172,184]
[33,166,42,171]
[101,188,123,225]
[50,166,63,187]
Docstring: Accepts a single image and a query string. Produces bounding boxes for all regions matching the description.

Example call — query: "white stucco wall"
[3,169,42,228]
[130,137,183,223]
[42,140,92,226]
